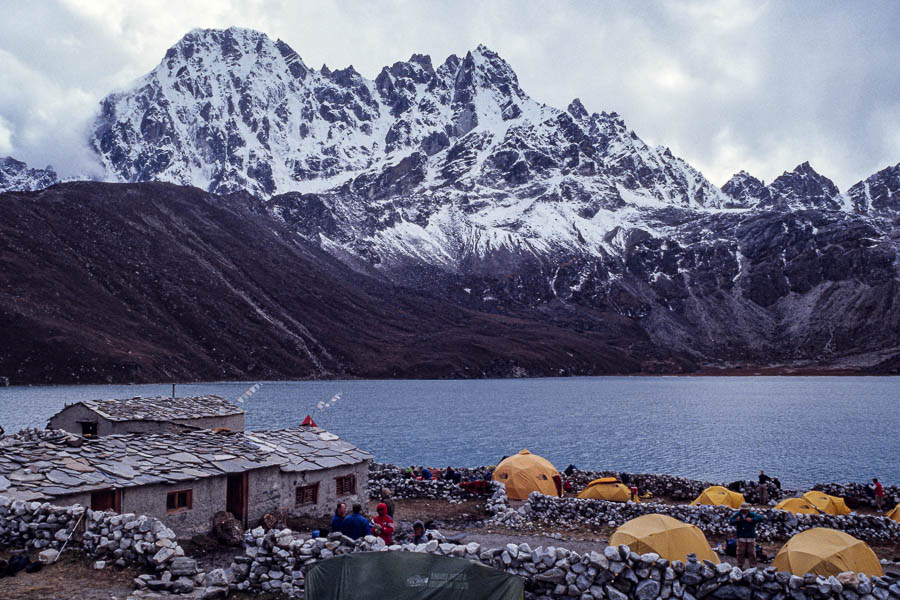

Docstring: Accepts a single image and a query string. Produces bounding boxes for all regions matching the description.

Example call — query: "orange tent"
[801,491,851,516]
[887,503,900,522]
[691,486,745,509]
[773,528,883,577]
[774,498,820,516]
[492,449,560,500]
[609,514,719,563]
[578,478,636,502]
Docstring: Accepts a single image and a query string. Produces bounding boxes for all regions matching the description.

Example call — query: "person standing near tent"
[373,502,394,545]
[341,503,371,540]
[331,502,346,534]
[872,478,885,511]
[758,470,772,504]
[730,503,764,568]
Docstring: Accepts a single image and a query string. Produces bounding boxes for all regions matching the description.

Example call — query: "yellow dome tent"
[887,503,900,522]
[691,486,745,509]
[801,491,851,516]
[774,498,820,516]
[492,449,560,500]
[773,528,883,577]
[578,478,636,502]
[609,514,719,563]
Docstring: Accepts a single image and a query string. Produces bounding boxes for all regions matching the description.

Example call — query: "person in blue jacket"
[340,503,371,540]
[730,502,764,568]
[330,502,346,534]
[421,467,432,480]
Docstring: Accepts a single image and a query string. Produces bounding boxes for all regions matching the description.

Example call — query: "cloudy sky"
[1,0,898,190]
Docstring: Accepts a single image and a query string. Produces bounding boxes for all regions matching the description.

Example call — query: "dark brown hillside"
[0,182,681,384]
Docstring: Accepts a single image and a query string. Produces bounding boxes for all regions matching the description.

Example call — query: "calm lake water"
[0,377,896,488]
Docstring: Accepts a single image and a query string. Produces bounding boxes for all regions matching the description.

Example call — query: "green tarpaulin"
[305,551,524,600]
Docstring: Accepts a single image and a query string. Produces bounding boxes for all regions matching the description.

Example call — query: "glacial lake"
[0,377,896,488]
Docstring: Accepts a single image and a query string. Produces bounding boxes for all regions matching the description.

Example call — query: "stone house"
[47,395,245,437]
[0,426,372,536]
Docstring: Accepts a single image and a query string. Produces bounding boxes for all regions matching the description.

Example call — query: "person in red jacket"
[373,502,394,545]
[872,478,885,511]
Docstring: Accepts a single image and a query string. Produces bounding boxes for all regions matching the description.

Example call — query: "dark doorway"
[226,473,248,525]
[91,489,121,513]
[80,421,98,437]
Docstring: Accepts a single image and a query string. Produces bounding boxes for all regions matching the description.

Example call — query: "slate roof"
[68,395,243,422]
[0,427,372,502]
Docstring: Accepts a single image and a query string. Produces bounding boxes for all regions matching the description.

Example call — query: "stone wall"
[814,483,900,511]
[370,463,899,509]
[522,494,900,544]
[278,461,369,521]
[368,463,486,500]
[0,495,175,566]
[223,525,900,600]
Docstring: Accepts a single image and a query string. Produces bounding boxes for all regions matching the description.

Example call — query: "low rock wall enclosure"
[370,463,900,544]
[0,495,213,596]
[225,524,900,600]
[523,494,900,544]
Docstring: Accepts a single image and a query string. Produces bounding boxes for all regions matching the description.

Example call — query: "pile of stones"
[0,427,83,448]
[367,463,494,501]
[523,494,900,543]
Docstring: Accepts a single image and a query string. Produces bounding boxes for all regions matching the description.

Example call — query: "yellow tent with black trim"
[578,478,636,502]
[801,491,851,516]
[609,514,719,563]
[691,486,745,509]
[773,528,883,577]
[492,449,559,500]
[887,503,900,522]
[774,497,820,516]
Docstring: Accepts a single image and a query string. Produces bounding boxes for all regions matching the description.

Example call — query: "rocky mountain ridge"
[90,27,729,210]
[0,156,58,193]
[1,27,899,378]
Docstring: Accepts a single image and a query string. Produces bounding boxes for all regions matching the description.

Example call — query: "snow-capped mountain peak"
[90,27,728,210]
[721,162,847,211]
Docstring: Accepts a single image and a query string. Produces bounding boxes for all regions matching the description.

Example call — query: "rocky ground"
[2,496,897,598]
[0,549,138,599]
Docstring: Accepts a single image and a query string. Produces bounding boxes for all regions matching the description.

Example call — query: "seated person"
[408,520,432,544]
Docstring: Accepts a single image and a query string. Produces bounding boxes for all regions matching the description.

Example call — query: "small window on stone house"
[166,489,192,512]
[335,474,356,496]
[295,483,319,506]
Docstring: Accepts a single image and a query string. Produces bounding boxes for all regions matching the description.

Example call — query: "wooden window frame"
[90,488,121,513]
[335,474,356,496]
[166,489,193,513]
[295,482,319,507]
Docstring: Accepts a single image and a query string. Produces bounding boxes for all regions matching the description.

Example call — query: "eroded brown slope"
[0,182,682,384]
